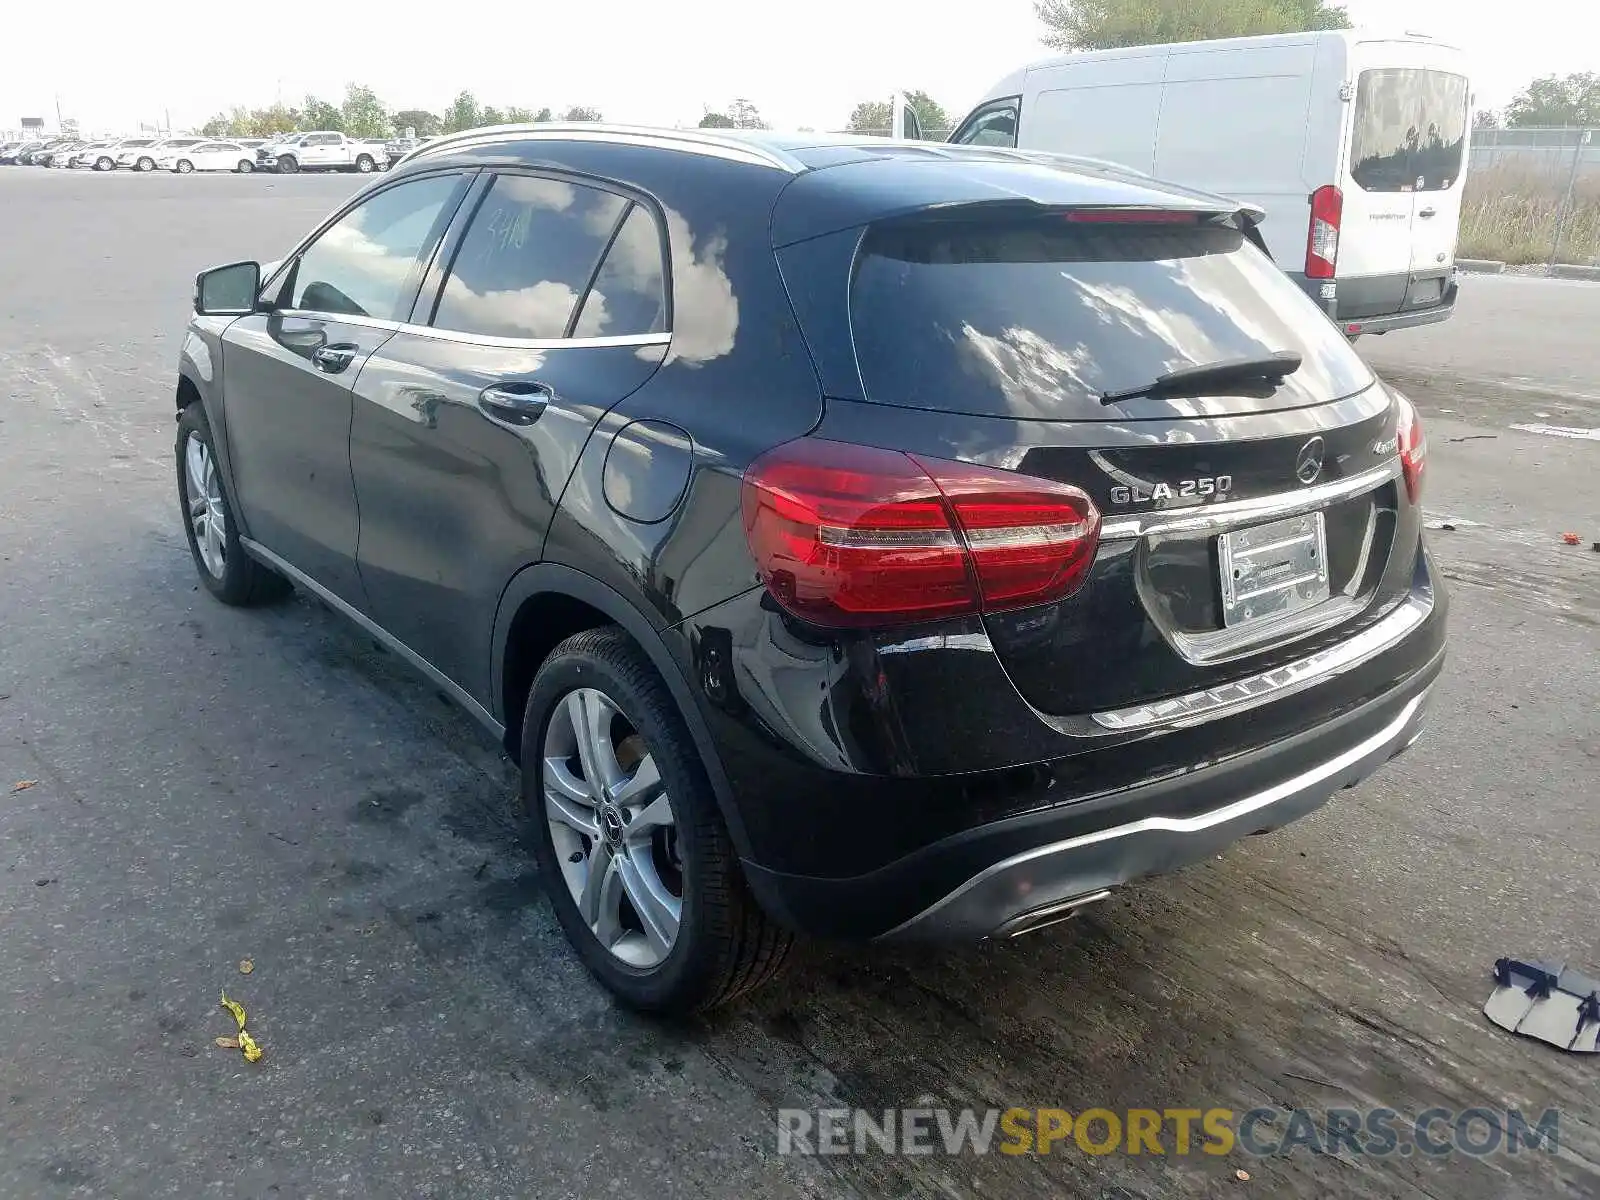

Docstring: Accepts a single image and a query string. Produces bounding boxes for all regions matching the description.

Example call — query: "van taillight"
[741,440,1101,627]
[1306,185,1343,279]
[1394,392,1427,503]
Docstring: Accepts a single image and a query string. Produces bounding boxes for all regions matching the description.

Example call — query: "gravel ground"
[1,169,1597,1200]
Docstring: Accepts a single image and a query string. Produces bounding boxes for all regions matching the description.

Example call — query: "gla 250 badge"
[1110,476,1235,506]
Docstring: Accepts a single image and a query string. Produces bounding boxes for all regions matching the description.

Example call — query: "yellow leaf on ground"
[239,959,254,975]
[238,1030,263,1063]
[220,992,248,1031]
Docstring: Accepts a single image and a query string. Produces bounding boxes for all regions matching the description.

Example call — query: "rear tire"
[523,628,792,1013]
[175,159,193,174]
[95,156,113,171]
[236,159,254,173]
[175,405,291,607]
[355,154,375,173]
[136,156,154,172]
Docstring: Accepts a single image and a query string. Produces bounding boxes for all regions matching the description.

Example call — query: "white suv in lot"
[156,140,259,173]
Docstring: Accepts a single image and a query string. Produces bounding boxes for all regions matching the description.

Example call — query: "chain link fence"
[1464,127,1599,266]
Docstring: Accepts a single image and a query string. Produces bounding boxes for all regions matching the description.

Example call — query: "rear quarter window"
[850,218,1374,420]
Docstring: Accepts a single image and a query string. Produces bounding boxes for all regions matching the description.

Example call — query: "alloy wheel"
[184,433,227,579]
[543,687,683,968]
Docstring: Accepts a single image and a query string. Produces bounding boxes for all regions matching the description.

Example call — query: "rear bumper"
[1292,270,1460,336]
[884,682,1432,940]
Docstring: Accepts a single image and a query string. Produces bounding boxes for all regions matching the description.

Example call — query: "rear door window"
[850,217,1374,421]
[571,203,668,338]
[1350,69,1469,193]
[431,174,629,340]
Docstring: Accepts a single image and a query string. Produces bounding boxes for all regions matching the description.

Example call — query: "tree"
[532,107,553,122]
[479,105,506,126]
[201,114,232,137]
[251,104,301,136]
[847,92,949,137]
[1505,72,1600,128]
[1472,109,1502,131]
[441,91,482,133]
[502,106,536,123]
[391,109,440,137]
[562,105,603,122]
[303,94,344,132]
[728,98,768,129]
[699,111,736,128]
[1035,0,1349,51]
[341,84,390,138]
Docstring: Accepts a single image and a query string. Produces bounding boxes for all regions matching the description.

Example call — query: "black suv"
[176,126,1446,1012]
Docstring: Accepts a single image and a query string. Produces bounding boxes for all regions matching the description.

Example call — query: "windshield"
[850,217,1374,420]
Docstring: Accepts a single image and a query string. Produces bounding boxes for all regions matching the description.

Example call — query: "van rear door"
[1340,56,1470,319]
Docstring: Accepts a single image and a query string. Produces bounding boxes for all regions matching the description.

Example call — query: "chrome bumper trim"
[1099,459,1400,541]
[1091,594,1430,731]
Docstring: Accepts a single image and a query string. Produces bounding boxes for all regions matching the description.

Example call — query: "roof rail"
[396,123,802,172]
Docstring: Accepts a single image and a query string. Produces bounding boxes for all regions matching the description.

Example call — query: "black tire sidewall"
[521,636,725,1012]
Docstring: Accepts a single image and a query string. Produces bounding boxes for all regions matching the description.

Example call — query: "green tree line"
[200,85,600,139]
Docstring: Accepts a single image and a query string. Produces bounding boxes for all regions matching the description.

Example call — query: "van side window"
[951,99,1019,148]
[1351,69,1469,193]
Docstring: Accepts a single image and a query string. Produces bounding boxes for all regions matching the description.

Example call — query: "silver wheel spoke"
[543,758,599,837]
[626,793,674,837]
[186,439,208,500]
[567,690,622,795]
[618,852,681,959]
[613,753,661,808]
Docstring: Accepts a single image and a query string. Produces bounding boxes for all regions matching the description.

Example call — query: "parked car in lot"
[41,140,85,167]
[61,139,118,168]
[952,30,1470,338]
[157,140,259,173]
[0,141,22,161]
[18,139,71,165]
[118,137,203,171]
[175,125,1446,1013]
[258,131,386,173]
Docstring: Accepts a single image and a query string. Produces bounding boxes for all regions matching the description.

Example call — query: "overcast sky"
[4,0,1595,135]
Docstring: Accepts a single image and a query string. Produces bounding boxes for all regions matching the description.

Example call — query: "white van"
[950,31,1471,337]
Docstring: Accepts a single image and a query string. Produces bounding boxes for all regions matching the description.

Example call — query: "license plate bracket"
[1218,512,1331,628]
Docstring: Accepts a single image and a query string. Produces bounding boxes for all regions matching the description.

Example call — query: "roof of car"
[398,123,1258,245]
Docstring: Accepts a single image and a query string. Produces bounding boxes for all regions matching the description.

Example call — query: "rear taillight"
[1306,185,1343,279]
[1395,392,1427,503]
[741,439,1100,627]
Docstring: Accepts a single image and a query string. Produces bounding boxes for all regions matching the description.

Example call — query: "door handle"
[478,382,552,427]
[311,343,357,373]
[1418,207,1437,219]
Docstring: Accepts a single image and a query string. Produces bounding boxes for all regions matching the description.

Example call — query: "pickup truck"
[257,132,388,174]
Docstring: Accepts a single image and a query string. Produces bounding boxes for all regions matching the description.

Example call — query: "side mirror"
[195,261,262,315]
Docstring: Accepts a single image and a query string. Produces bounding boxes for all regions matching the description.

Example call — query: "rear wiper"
[1100,351,1303,405]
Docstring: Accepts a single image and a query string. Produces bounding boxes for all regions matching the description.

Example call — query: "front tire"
[276,155,299,174]
[523,628,792,1014]
[176,405,290,607]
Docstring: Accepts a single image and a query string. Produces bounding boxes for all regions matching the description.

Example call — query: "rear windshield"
[1351,69,1469,193]
[850,219,1373,420]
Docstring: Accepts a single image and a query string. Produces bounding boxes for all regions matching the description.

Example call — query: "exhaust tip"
[997,889,1113,939]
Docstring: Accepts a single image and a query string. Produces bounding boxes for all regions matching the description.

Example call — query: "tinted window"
[1351,69,1469,193]
[572,204,668,338]
[433,175,628,339]
[851,218,1373,420]
[952,100,1019,148]
[291,175,461,319]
